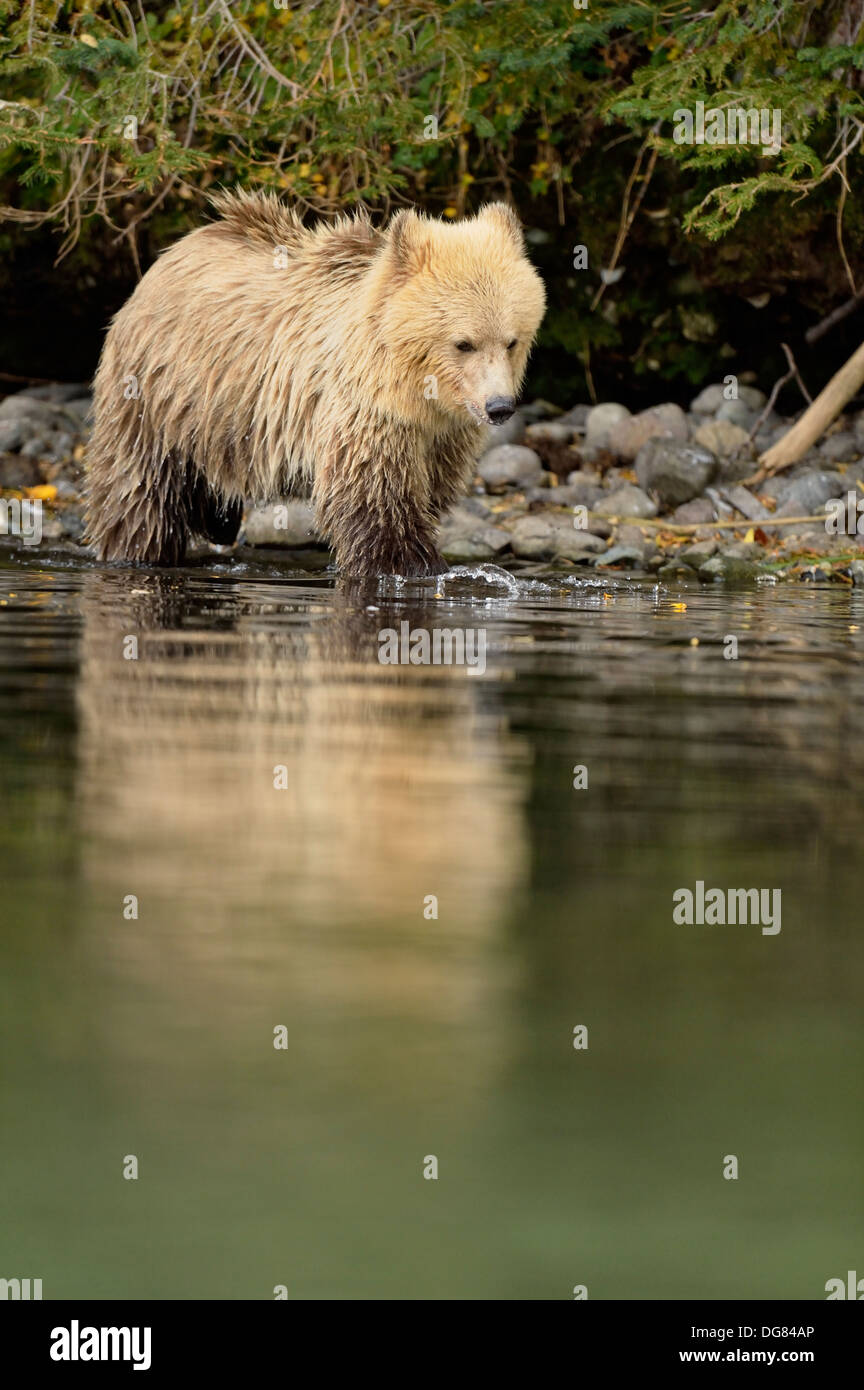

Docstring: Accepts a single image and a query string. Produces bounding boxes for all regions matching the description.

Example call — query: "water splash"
[386,564,590,601]
[433,564,522,597]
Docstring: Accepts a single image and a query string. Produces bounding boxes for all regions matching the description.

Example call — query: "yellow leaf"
[744,527,755,543]
[26,485,57,501]
[80,34,98,48]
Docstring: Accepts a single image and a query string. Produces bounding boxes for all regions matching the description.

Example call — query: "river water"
[1,554,862,1299]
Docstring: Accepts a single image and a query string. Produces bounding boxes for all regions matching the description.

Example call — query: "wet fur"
[85,189,546,576]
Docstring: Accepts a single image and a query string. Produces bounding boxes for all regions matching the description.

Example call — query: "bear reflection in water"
[75,570,530,1022]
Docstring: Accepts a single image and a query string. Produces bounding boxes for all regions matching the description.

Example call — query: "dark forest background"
[1,0,863,409]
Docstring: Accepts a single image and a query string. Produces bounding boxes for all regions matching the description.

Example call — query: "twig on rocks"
[618,513,826,534]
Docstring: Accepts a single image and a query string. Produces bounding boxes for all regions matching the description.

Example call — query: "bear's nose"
[486,396,516,424]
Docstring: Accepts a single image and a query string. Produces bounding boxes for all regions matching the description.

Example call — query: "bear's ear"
[479,202,525,252]
[387,208,432,276]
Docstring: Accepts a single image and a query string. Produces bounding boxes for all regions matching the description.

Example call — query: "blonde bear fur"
[85,190,546,576]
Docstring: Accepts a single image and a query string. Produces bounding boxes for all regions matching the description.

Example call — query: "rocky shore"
[3,378,864,584]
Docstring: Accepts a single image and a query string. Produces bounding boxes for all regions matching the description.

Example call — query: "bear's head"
[378,204,546,428]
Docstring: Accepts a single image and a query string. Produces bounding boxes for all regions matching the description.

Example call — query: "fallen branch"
[749,338,864,484]
[619,514,826,533]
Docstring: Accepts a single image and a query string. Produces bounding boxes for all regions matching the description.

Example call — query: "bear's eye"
[455,341,476,353]
[507,339,518,351]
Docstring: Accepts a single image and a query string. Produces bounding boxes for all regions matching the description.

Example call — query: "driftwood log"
[757,340,864,479]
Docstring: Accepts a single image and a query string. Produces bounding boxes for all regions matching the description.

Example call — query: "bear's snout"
[485,396,516,425]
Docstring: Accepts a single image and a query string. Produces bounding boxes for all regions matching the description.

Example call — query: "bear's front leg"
[314,453,447,579]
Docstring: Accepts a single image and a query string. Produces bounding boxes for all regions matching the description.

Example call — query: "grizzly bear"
[85,190,546,577]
